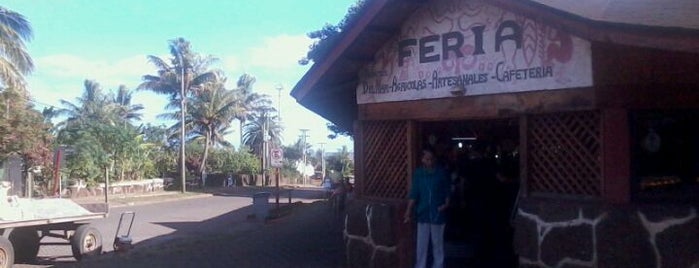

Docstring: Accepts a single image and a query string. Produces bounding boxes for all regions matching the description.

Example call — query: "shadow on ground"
[56,189,345,268]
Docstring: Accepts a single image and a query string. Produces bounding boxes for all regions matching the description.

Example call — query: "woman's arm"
[404,199,415,223]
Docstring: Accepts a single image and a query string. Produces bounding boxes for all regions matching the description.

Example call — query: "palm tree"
[56,80,112,129]
[139,38,218,103]
[187,71,240,179]
[242,109,282,185]
[138,37,218,192]
[233,74,254,145]
[112,85,144,126]
[241,109,282,156]
[337,145,353,177]
[232,74,273,146]
[0,6,33,89]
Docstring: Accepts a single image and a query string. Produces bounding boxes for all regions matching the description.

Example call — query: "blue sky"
[3,0,356,152]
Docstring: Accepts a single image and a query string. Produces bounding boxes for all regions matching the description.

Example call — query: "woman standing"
[404,148,451,268]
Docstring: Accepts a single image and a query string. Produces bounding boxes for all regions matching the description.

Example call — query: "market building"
[292,0,699,267]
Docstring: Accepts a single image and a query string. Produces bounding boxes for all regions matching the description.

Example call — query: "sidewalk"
[70,185,328,212]
[72,190,212,208]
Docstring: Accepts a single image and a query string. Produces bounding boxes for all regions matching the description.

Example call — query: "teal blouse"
[408,166,450,224]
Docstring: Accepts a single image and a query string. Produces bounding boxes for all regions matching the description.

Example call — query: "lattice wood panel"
[362,121,409,199]
[528,111,602,196]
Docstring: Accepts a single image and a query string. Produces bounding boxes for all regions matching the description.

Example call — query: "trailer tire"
[8,228,40,264]
[0,236,14,268]
[71,225,102,260]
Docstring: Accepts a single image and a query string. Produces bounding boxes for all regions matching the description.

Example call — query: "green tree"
[58,125,110,185]
[299,1,367,137]
[187,72,239,178]
[241,109,282,156]
[325,145,353,177]
[111,85,144,126]
[138,37,218,191]
[56,80,113,128]
[0,87,53,193]
[327,122,353,139]
[232,73,273,146]
[282,143,303,164]
[0,6,33,89]
[56,80,154,184]
[221,148,260,175]
[141,124,177,177]
[298,0,368,66]
[138,38,218,102]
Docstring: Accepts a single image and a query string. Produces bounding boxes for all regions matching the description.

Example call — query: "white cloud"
[247,34,312,69]
[132,91,170,125]
[35,54,156,89]
[28,54,172,126]
[220,55,240,74]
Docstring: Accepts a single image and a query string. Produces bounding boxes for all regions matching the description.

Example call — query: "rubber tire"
[71,225,102,261]
[0,236,14,268]
[8,228,40,264]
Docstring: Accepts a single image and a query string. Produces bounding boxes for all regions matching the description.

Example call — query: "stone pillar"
[345,198,407,267]
[514,198,698,267]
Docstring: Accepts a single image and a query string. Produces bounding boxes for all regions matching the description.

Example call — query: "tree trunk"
[239,120,244,149]
[200,127,212,187]
[119,160,125,181]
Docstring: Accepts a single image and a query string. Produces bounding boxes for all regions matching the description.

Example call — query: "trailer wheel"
[71,225,102,260]
[8,228,40,263]
[0,236,14,268]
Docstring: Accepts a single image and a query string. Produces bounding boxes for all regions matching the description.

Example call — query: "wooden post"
[26,172,32,198]
[519,115,528,198]
[602,108,630,203]
[275,167,280,210]
[104,166,110,213]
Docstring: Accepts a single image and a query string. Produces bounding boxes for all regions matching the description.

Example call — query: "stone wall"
[67,178,166,198]
[344,198,411,268]
[515,198,699,268]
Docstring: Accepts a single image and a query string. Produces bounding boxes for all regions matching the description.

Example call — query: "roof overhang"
[292,0,699,132]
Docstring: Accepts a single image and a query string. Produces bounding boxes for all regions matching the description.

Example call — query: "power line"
[26,97,60,110]
[1,93,61,111]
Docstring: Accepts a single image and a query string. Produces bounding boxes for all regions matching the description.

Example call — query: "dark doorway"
[419,118,520,267]
[630,109,699,202]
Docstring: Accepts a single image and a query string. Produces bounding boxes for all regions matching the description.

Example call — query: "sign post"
[270,148,283,208]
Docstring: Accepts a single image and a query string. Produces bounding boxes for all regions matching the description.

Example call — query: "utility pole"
[275,85,283,186]
[319,142,326,183]
[299,129,310,186]
[262,112,269,186]
[176,49,187,193]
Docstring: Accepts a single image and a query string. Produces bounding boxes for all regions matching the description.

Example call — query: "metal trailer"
[0,198,107,268]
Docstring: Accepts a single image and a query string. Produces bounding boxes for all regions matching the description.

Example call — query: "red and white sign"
[270,148,283,168]
[356,0,593,104]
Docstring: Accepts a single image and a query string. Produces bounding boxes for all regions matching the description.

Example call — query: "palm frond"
[0,25,32,74]
[145,55,170,71]
[0,56,24,89]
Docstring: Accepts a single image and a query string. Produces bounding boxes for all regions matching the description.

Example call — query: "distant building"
[1,155,24,196]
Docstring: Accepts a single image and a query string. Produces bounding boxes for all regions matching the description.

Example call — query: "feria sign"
[356,0,593,104]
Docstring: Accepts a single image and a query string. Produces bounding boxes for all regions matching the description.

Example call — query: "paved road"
[16,187,331,267]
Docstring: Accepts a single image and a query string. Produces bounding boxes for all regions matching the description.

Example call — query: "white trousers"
[415,222,445,268]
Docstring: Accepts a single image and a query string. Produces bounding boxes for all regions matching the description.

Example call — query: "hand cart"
[113,211,135,253]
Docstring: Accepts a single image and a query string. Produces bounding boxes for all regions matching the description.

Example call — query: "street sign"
[270,148,283,168]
